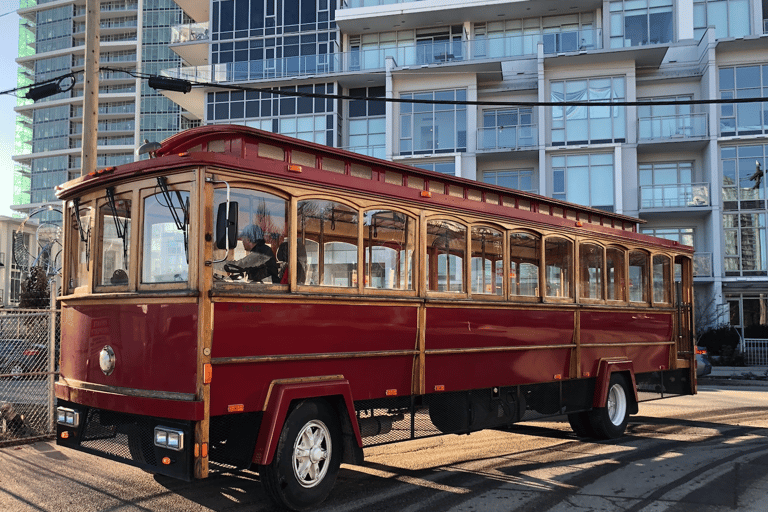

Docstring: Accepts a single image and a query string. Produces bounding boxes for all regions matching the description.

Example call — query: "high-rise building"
[13,1,768,344]
[11,0,197,218]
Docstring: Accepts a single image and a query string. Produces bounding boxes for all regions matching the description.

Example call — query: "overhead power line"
[8,67,768,108]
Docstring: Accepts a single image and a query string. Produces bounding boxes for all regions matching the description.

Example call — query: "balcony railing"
[342,0,422,7]
[639,182,710,209]
[161,30,601,83]
[693,252,713,278]
[477,125,537,152]
[638,113,708,141]
[171,22,209,44]
[342,145,386,159]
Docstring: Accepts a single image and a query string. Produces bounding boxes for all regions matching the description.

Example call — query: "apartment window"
[719,65,768,136]
[473,12,596,58]
[552,153,614,211]
[693,0,750,40]
[641,227,695,247]
[551,77,625,145]
[723,213,767,276]
[400,89,467,155]
[413,162,456,175]
[639,162,694,208]
[721,145,768,209]
[209,84,336,146]
[348,87,385,158]
[637,96,695,139]
[610,0,673,48]
[480,108,534,150]
[483,169,536,193]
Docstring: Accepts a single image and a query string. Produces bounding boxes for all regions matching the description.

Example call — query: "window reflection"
[471,227,503,295]
[142,191,189,284]
[99,198,131,287]
[629,250,649,302]
[510,232,540,297]
[298,200,358,287]
[545,237,572,298]
[427,220,465,292]
[363,210,415,290]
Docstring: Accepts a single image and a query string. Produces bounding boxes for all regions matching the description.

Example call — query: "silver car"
[696,346,712,377]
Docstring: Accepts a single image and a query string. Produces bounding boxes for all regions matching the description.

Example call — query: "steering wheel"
[223,263,245,280]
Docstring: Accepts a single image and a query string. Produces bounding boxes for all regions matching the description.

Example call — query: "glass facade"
[610,0,673,48]
[694,0,750,40]
[140,0,187,144]
[399,89,467,155]
[719,65,768,137]
[552,153,614,211]
[551,77,625,146]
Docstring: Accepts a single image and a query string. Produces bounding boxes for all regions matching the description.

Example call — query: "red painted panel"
[580,310,673,344]
[425,349,571,391]
[209,357,413,415]
[581,345,670,377]
[212,303,418,357]
[55,382,203,420]
[60,304,198,395]
[425,307,575,350]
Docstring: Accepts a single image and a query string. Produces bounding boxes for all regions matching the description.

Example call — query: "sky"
[0,1,20,217]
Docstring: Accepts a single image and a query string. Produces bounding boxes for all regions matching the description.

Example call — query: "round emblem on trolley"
[99,346,116,376]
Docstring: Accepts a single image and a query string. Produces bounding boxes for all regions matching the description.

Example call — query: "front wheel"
[260,399,342,511]
[588,373,631,439]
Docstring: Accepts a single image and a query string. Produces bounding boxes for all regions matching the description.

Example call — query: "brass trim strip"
[424,340,673,356]
[425,344,572,356]
[60,378,197,401]
[211,350,418,365]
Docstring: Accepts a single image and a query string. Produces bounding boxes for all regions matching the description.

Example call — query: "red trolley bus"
[54,125,696,510]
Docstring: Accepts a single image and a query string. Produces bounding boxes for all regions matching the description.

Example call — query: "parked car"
[696,346,712,377]
[0,339,48,380]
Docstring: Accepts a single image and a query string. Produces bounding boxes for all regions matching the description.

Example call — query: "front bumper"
[56,399,194,481]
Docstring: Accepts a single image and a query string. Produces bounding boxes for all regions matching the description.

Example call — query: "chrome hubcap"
[607,383,628,426]
[292,419,331,488]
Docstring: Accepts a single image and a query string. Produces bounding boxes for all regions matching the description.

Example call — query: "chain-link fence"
[0,309,59,446]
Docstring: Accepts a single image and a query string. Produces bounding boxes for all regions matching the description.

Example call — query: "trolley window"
[606,246,626,301]
[298,200,359,287]
[98,196,131,287]
[509,232,540,298]
[471,227,503,296]
[653,254,671,304]
[427,220,466,293]
[142,190,190,284]
[579,243,604,300]
[363,209,416,290]
[545,237,573,299]
[629,250,649,303]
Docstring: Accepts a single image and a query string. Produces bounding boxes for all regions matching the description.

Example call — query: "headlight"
[56,407,80,427]
[154,426,184,451]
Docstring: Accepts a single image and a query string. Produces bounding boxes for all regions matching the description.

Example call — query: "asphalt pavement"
[700,365,768,386]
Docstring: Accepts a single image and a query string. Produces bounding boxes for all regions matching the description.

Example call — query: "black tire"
[567,411,596,438]
[260,399,342,511]
[588,373,630,439]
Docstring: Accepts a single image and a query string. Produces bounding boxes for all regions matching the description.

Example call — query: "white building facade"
[15,0,768,338]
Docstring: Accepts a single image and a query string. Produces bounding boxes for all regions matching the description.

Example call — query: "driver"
[229,224,279,283]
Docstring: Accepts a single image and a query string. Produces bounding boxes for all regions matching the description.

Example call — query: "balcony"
[161,30,602,84]
[637,113,708,141]
[477,125,537,152]
[170,22,210,66]
[343,145,386,159]
[171,22,209,44]
[694,252,713,278]
[639,182,710,209]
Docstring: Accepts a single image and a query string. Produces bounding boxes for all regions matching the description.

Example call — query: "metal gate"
[0,309,59,446]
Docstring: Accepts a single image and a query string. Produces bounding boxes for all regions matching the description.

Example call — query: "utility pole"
[81,0,100,177]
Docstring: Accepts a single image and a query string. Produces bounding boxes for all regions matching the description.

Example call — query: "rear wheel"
[588,373,630,439]
[260,399,342,511]
[567,411,596,438]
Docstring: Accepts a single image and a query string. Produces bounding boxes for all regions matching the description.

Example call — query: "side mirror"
[215,201,238,250]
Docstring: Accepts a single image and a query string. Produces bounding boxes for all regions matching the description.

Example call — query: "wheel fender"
[593,360,638,410]
[252,378,362,466]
